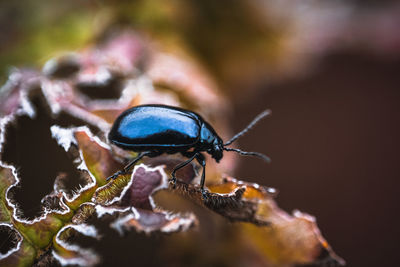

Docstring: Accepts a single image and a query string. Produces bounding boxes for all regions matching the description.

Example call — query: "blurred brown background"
[233,52,400,267]
[1,0,399,266]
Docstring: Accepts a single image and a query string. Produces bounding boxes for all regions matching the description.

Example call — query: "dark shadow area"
[233,52,400,267]
[0,225,20,254]
[1,91,97,219]
[45,57,80,79]
[76,216,164,267]
[76,77,123,100]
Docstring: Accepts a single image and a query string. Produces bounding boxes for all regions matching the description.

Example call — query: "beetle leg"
[106,151,152,181]
[195,153,208,199]
[171,153,197,188]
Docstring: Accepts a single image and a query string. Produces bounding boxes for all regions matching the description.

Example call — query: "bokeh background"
[1,1,399,266]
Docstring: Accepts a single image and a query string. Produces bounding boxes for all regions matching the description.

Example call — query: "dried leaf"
[111,209,196,235]
[94,164,197,234]
[0,224,36,267]
[52,224,100,266]
[170,177,344,266]
[0,30,344,267]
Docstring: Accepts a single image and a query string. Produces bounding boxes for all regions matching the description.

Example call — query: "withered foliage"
[0,31,344,266]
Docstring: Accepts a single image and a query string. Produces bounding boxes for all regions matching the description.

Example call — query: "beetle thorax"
[200,122,223,162]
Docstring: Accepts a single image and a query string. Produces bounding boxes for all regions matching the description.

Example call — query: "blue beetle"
[107,104,270,197]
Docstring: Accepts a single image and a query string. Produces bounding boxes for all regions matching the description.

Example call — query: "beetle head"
[210,139,224,162]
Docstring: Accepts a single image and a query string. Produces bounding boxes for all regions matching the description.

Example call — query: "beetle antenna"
[224,147,271,163]
[224,109,271,146]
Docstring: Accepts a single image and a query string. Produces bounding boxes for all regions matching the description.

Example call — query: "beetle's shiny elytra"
[107,104,271,198]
